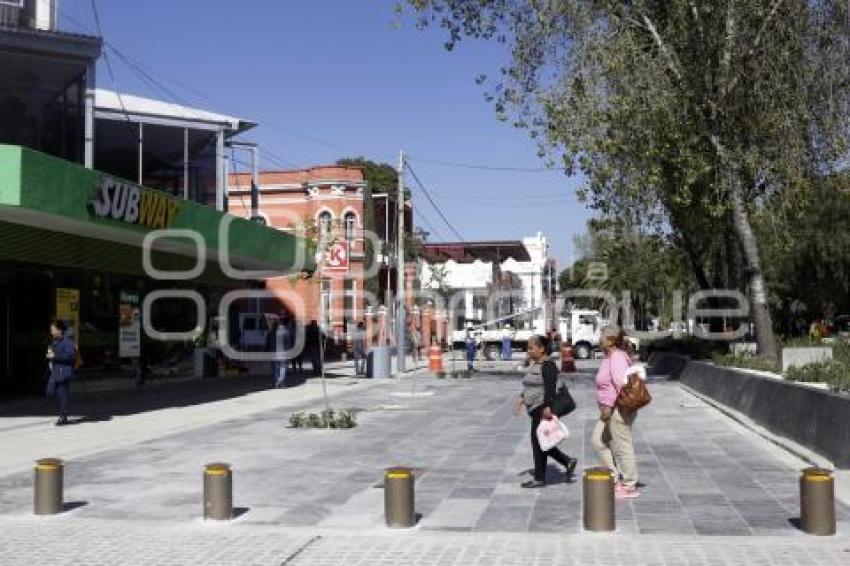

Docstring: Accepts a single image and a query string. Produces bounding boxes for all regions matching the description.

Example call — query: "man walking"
[353,321,367,376]
[501,324,513,361]
[465,329,476,371]
[46,320,76,426]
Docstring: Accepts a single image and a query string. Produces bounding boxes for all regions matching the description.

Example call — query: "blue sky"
[63,0,591,268]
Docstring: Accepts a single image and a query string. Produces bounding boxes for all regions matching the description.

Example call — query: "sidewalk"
[0,363,847,564]
[0,362,431,477]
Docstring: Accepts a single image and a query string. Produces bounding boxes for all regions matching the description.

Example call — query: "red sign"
[323,241,350,272]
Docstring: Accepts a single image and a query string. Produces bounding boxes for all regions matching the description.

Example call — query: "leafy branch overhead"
[403,1,850,361]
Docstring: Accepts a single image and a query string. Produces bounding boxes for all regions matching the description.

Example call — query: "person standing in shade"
[290,319,303,376]
[274,318,290,387]
[410,326,422,365]
[306,320,323,376]
[46,320,77,426]
[465,329,476,371]
[513,334,577,487]
[592,325,641,499]
[353,321,367,376]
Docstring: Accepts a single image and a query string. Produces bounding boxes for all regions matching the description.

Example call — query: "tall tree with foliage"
[403,0,850,362]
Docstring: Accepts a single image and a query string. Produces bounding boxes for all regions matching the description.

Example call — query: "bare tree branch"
[640,14,683,82]
[724,0,786,96]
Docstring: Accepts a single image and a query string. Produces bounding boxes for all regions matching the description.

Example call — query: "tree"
[756,176,850,333]
[404,1,850,362]
[560,220,695,328]
[336,157,399,299]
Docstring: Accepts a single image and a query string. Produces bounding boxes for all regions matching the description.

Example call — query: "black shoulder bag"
[544,359,577,417]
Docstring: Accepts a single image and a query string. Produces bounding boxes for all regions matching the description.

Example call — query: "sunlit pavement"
[0,362,848,565]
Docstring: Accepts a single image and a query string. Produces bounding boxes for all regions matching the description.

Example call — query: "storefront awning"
[0,145,315,279]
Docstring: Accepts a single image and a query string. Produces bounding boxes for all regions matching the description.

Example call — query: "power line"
[412,207,448,242]
[62,7,387,161]
[404,159,466,242]
[67,7,308,173]
[407,155,568,173]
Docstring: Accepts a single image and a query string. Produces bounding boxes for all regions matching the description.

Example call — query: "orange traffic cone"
[560,344,576,373]
[428,344,444,374]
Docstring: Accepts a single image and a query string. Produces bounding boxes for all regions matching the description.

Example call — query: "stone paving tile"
[1,364,848,546]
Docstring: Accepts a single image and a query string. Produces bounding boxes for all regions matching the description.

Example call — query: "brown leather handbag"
[617,373,652,412]
[613,352,651,412]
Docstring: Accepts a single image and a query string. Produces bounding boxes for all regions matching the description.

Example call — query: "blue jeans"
[272,361,286,386]
[354,349,366,375]
[466,346,475,369]
[502,338,512,360]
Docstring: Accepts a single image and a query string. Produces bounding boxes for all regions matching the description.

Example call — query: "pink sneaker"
[615,484,640,499]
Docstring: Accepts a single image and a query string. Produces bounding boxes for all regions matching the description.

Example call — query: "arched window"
[344,212,357,241]
[318,211,333,239]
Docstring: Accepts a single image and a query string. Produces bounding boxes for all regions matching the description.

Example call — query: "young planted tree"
[403,0,850,362]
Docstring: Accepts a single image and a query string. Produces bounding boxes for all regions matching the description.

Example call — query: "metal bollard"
[583,467,615,532]
[800,467,836,536]
[34,458,64,515]
[203,463,233,521]
[384,467,415,528]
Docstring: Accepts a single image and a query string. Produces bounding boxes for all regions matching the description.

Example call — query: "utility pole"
[396,149,406,374]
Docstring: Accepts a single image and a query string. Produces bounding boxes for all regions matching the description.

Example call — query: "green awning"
[0,144,315,278]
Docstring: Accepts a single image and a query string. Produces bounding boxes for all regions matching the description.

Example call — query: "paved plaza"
[0,360,848,564]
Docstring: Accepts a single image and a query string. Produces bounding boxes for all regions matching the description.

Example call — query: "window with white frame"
[318,211,333,240]
[344,211,357,242]
[320,278,332,329]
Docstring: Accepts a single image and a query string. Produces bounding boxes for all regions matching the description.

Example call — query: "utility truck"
[451,308,636,361]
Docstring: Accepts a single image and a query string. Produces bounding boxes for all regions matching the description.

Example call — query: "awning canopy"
[0,145,314,279]
[421,241,531,263]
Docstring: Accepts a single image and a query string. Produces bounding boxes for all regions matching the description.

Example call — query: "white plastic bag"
[536,417,570,451]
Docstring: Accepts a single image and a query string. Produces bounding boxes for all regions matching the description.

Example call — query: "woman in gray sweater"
[513,335,578,488]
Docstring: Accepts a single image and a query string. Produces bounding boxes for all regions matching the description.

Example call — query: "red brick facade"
[228,166,368,335]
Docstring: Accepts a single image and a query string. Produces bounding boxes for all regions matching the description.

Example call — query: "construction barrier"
[428,344,444,373]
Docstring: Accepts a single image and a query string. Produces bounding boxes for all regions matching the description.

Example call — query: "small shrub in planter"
[711,352,778,373]
[289,412,306,428]
[435,371,446,379]
[335,410,357,429]
[288,409,358,429]
[785,360,850,392]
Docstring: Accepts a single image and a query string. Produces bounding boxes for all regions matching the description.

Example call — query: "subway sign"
[89,177,182,229]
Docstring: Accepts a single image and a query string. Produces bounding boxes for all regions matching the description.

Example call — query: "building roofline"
[94,89,256,134]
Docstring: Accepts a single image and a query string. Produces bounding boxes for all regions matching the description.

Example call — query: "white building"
[419,234,555,333]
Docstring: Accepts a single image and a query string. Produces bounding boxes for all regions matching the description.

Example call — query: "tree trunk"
[729,179,779,362]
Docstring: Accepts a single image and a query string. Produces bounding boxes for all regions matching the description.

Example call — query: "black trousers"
[530,408,572,482]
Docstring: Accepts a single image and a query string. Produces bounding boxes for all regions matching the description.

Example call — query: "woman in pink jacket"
[592,325,640,499]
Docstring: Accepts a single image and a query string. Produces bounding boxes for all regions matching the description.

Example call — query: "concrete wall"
[781,347,833,372]
[680,361,850,468]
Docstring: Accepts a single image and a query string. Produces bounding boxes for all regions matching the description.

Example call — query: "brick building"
[228,166,368,335]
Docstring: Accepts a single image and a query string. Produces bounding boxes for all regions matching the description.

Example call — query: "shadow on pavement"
[63,501,88,512]
[0,369,334,421]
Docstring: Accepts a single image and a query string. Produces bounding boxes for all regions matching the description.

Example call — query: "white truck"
[557,309,639,359]
[450,307,638,361]
[558,309,603,360]
[238,312,279,351]
[450,309,543,360]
